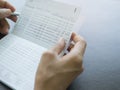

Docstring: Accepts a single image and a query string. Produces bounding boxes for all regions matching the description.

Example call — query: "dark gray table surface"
[68,0,120,90]
[0,0,120,90]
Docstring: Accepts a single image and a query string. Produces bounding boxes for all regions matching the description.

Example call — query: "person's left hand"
[0,0,17,34]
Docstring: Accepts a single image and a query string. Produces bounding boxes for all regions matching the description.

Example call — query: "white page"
[0,0,81,90]
[0,34,47,90]
[13,0,81,49]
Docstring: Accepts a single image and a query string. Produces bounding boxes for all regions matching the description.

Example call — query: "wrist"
[34,75,65,90]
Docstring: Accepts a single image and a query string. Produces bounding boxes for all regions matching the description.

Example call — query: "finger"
[8,15,17,22]
[40,51,57,64]
[50,38,65,55]
[0,9,12,18]
[61,34,86,66]
[0,19,9,34]
[71,40,86,56]
[0,0,15,12]
[71,32,85,43]
[58,51,83,71]
[71,32,87,55]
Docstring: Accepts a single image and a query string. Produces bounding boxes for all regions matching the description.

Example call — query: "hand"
[0,0,17,34]
[34,32,87,90]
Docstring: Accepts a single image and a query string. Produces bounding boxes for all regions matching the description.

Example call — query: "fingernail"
[0,9,12,18]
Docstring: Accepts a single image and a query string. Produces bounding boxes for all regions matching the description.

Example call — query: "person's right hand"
[0,0,17,34]
[34,32,87,90]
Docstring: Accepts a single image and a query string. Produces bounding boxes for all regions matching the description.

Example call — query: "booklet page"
[13,0,81,49]
[0,34,46,90]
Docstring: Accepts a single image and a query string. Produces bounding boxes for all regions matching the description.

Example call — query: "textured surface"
[0,0,120,90]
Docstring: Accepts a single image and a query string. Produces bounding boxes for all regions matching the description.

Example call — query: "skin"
[0,0,87,90]
[35,33,87,90]
[0,0,17,34]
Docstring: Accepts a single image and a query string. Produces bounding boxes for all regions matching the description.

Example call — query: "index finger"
[50,38,65,55]
[71,32,85,44]
[0,0,15,12]
[63,33,87,61]
[70,32,87,56]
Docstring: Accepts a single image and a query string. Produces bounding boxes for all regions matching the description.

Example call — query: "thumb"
[50,38,66,55]
[0,9,12,18]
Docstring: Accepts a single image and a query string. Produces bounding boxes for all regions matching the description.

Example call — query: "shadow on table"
[0,33,6,40]
[0,82,12,90]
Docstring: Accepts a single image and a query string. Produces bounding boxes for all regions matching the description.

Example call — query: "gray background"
[0,0,120,90]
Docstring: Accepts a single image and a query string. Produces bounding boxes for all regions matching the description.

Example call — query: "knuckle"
[42,51,55,58]
[76,54,83,60]
[56,42,65,50]
[79,66,84,73]
[81,38,87,46]
[78,65,84,72]
[72,55,83,66]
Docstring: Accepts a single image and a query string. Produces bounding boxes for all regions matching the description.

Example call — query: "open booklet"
[0,0,81,90]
